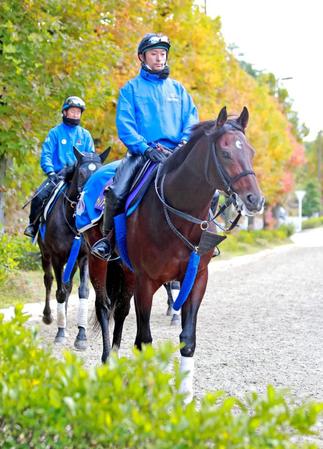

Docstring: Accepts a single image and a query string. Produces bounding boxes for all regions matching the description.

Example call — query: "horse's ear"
[99,146,111,163]
[216,106,227,128]
[237,106,249,130]
[73,146,83,161]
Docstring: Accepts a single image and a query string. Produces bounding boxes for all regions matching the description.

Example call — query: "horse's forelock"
[78,152,102,166]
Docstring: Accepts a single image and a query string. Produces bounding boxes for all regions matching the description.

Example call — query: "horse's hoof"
[74,337,87,351]
[170,315,180,326]
[43,314,53,325]
[74,327,87,350]
[54,328,66,344]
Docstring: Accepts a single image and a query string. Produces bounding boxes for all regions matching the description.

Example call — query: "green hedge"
[0,308,322,449]
[302,216,323,229]
[220,225,294,255]
[0,234,40,285]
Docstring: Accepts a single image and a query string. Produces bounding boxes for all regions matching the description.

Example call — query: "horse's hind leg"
[169,281,181,326]
[89,254,110,363]
[165,282,173,316]
[109,268,134,355]
[179,270,208,403]
[41,251,54,324]
[134,275,157,350]
[74,255,90,351]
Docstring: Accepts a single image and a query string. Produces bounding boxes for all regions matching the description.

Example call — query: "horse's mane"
[162,120,214,173]
[163,115,240,173]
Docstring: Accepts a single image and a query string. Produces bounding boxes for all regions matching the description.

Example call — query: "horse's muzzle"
[232,193,265,216]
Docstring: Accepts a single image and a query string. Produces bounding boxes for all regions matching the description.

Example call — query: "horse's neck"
[163,137,215,215]
[66,177,78,201]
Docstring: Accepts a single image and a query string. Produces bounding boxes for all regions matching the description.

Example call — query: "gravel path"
[3,228,323,414]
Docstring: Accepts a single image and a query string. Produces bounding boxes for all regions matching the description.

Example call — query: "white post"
[295,190,306,232]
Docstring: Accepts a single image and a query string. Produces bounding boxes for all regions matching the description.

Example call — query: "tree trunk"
[0,155,6,233]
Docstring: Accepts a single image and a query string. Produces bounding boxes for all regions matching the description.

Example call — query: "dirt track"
[2,228,323,417]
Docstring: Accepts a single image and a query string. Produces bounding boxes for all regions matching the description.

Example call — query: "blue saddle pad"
[75,161,121,232]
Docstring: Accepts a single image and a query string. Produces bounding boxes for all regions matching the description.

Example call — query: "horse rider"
[91,33,199,260]
[24,96,95,239]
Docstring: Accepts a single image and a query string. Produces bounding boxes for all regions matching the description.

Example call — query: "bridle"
[209,121,256,196]
[154,121,257,251]
[61,158,103,235]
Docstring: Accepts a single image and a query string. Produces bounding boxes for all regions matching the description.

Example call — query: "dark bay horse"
[91,106,263,402]
[83,107,263,402]
[38,147,109,349]
[126,106,264,401]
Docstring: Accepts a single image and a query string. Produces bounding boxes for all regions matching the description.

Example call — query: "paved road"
[3,228,323,412]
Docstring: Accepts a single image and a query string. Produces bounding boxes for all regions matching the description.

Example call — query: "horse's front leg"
[74,254,90,351]
[40,249,54,324]
[52,258,69,344]
[179,268,208,403]
[134,275,158,350]
[89,254,110,363]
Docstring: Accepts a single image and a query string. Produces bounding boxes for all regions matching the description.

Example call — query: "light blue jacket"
[40,122,95,174]
[116,68,199,155]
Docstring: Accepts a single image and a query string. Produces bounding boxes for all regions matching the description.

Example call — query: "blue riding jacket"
[40,122,95,175]
[116,68,199,155]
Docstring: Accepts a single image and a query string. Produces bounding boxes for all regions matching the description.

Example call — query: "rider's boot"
[90,191,121,261]
[24,195,42,238]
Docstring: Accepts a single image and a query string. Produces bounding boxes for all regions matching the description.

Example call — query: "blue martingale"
[62,235,83,284]
[172,251,201,311]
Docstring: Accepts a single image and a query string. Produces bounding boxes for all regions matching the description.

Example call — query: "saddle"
[125,160,158,216]
[37,181,66,241]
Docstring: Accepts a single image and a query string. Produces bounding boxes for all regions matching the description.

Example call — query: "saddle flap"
[43,180,66,220]
[125,161,158,215]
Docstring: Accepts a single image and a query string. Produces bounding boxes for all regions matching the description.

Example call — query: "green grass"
[0,269,81,309]
[0,226,294,308]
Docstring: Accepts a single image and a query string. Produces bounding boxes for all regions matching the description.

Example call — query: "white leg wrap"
[179,356,194,404]
[77,298,88,329]
[57,303,66,328]
[172,307,181,316]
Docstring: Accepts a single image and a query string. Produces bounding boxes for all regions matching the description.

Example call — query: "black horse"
[38,147,109,349]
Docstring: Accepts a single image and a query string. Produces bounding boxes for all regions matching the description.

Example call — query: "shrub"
[0,308,322,449]
[0,234,40,286]
[220,226,293,255]
[302,216,323,229]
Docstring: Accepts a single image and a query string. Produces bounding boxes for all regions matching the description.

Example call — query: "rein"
[154,122,256,251]
[62,190,80,236]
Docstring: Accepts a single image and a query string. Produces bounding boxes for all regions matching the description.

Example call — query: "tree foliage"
[1,0,309,224]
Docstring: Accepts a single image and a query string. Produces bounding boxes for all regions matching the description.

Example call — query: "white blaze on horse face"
[88,163,97,171]
[235,139,242,149]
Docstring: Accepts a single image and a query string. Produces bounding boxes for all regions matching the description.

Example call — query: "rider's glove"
[47,172,59,183]
[57,165,75,181]
[145,145,170,163]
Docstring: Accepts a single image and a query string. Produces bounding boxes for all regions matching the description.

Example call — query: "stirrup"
[24,224,36,238]
[90,237,112,261]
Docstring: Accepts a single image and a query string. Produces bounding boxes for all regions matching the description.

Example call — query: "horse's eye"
[222,151,232,160]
